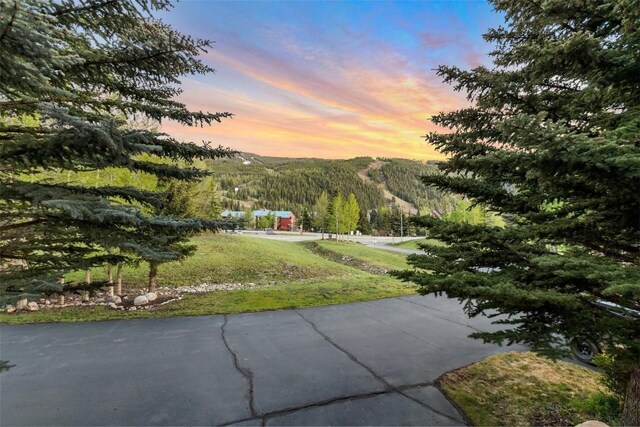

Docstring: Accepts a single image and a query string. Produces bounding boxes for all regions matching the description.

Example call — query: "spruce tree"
[395,0,640,420]
[0,1,235,302]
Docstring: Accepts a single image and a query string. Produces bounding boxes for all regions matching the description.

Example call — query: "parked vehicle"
[570,300,639,365]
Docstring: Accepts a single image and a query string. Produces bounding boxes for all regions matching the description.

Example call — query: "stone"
[129,306,137,311]
[108,296,121,304]
[107,302,118,310]
[576,422,609,427]
[5,305,16,314]
[44,300,51,305]
[16,299,28,310]
[133,295,148,306]
[145,292,157,302]
[26,302,39,311]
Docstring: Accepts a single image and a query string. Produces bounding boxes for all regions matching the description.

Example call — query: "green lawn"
[66,234,359,291]
[314,240,412,270]
[0,274,415,324]
[390,238,445,250]
[2,234,421,324]
[440,352,621,426]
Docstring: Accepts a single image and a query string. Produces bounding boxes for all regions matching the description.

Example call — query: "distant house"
[252,209,296,231]
[272,211,296,231]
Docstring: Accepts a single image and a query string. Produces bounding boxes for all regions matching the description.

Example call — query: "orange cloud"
[161,28,475,160]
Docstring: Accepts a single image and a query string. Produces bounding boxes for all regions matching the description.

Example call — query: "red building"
[272,211,296,231]
[252,210,296,231]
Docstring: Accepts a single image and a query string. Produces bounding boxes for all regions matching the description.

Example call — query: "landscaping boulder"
[145,292,157,302]
[107,302,118,310]
[108,295,121,304]
[26,302,39,311]
[5,305,16,314]
[133,295,148,306]
[15,299,27,311]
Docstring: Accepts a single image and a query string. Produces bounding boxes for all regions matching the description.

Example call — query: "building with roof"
[252,209,296,231]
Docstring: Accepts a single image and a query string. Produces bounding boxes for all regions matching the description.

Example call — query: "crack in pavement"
[221,315,257,418]
[294,310,465,425]
[400,297,484,334]
[220,379,464,426]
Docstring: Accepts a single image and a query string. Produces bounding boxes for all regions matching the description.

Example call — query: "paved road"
[238,231,423,255]
[0,295,519,426]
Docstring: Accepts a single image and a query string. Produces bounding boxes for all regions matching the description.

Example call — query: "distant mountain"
[204,153,458,216]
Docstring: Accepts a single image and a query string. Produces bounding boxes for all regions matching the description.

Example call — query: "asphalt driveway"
[0,295,518,426]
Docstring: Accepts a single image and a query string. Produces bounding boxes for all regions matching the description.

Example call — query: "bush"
[571,392,622,425]
[593,353,631,398]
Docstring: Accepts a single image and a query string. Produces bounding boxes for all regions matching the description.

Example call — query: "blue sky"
[160,1,502,159]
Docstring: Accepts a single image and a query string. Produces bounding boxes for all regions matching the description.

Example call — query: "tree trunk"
[622,366,640,426]
[107,263,114,297]
[58,277,65,305]
[82,269,91,302]
[148,261,158,292]
[115,264,122,295]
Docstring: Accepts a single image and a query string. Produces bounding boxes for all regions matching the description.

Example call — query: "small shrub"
[571,391,621,425]
[593,353,628,398]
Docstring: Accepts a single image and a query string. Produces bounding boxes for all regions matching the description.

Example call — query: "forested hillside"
[378,159,459,216]
[208,154,458,215]
[24,153,458,217]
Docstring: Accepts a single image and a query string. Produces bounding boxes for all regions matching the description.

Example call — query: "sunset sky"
[160,1,502,160]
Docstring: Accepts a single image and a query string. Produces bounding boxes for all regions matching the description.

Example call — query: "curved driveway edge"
[0,295,520,426]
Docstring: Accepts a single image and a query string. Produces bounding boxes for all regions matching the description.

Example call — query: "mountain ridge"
[207,153,456,216]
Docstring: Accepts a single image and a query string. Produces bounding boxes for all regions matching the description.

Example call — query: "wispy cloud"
[161,1,500,159]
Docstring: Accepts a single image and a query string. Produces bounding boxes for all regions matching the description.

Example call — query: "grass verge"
[439,352,621,426]
[0,275,416,324]
[390,238,445,250]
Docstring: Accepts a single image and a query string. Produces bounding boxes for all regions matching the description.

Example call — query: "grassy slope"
[315,240,412,270]
[440,352,618,426]
[66,234,358,290]
[2,235,418,324]
[391,238,445,250]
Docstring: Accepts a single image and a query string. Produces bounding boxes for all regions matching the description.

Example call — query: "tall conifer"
[0,1,234,301]
[395,0,639,420]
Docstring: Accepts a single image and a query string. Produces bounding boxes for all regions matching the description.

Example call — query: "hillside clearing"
[356,160,418,214]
